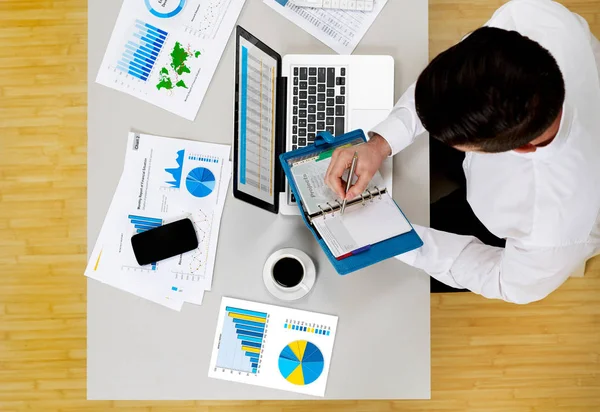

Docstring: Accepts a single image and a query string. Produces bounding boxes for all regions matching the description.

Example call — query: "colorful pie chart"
[185,167,215,198]
[278,340,324,386]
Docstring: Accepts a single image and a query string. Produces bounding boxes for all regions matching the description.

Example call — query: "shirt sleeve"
[592,34,600,80]
[398,225,592,304]
[369,83,426,156]
[573,13,600,81]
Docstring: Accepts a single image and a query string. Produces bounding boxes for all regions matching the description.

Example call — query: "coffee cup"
[271,254,310,292]
[263,248,315,300]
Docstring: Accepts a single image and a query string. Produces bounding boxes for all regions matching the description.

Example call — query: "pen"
[340,152,358,215]
[336,245,371,261]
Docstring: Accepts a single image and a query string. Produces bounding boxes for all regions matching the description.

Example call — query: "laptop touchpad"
[350,109,390,131]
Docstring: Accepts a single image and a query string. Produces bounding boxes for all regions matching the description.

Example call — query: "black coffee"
[272,257,304,288]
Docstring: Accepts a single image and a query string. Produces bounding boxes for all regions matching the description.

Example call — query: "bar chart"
[116,20,168,82]
[188,152,220,163]
[128,214,163,234]
[128,215,162,270]
[284,320,331,336]
[215,306,268,374]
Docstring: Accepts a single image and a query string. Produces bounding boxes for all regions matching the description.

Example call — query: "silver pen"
[340,152,358,215]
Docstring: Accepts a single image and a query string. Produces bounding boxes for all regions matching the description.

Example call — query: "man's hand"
[324,134,391,200]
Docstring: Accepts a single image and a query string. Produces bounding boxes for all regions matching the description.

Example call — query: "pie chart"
[145,0,186,18]
[185,167,215,198]
[278,340,324,386]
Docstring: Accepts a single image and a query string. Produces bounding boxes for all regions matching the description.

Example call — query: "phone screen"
[131,218,198,266]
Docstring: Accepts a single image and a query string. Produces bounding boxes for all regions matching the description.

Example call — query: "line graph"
[184,0,234,39]
[168,208,213,282]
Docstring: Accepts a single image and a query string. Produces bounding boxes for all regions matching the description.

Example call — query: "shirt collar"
[508,101,573,160]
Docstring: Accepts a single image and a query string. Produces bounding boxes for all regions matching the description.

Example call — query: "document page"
[313,194,411,257]
[263,0,389,54]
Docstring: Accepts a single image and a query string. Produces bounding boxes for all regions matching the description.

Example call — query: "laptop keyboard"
[291,66,347,150]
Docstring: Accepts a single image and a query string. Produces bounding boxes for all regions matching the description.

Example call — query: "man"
[325,0,600,304]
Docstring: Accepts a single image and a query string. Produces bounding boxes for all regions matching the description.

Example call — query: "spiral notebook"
[280,129,422,274]
[291,150,386,217]
[289,141,412,258]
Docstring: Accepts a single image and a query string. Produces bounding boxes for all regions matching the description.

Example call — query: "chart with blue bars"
[128,215,162,270]
[284,319,331,336]
[128,214,163,234]
[215,306,269,375]
[188,152,220,163]
[116,20,168,82]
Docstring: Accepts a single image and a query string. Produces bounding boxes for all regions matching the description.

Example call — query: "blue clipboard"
[279,129,423,275]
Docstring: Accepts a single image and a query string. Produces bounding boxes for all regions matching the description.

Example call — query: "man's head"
[415,27,565,153]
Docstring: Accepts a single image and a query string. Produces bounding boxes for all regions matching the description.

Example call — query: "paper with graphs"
[96,0,246,120]
[85,133,231,310]
[263,0,388,54]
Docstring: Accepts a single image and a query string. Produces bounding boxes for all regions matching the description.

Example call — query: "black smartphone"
[131,218,198,266]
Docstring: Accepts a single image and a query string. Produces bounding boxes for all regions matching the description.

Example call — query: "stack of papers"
[96,0,246,120]
[264,0,388,55]
[85,133,232,311]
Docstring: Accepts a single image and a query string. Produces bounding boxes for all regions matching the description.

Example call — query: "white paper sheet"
[85,132,231,310]
[312,193,411,257]
[263,0,388,55]
[209,297,338,397]
[96,0,246,120]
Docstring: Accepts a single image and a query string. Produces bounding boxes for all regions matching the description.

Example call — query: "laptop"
[233,26,394,215]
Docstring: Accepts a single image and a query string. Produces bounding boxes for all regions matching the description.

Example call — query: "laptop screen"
[235,34,279,207]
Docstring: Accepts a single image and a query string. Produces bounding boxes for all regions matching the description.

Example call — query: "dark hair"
[415,27,565,153]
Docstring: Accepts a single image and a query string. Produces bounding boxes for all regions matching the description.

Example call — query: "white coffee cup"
[263,248,315,300]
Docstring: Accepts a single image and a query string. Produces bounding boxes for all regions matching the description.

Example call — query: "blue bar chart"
[188,152,220,163]
[128,215,162,270]
[284,319,331,336]
[116,20,168,81]
[128,214,163,234]
[215,306,268,374]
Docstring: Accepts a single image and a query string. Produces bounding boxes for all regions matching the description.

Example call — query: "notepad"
[312,194,412,258]
[291,152,385,216]
[280,129,423,275]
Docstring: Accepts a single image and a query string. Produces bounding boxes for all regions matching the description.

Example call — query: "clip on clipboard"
[279,129,423,275]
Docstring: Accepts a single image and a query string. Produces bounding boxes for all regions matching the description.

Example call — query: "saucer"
[263,248,316,301]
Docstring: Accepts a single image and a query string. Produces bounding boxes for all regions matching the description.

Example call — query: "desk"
[87,0,430,400]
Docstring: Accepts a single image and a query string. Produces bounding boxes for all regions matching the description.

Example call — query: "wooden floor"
[0,0,598,411]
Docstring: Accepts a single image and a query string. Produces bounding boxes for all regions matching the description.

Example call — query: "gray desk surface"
[88,0,430,400]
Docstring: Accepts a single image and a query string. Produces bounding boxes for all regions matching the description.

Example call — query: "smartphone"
[131,218,198,266]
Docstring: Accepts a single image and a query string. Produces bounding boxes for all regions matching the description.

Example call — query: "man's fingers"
[330,147,341,161]
[325,150,353,198]
[329,175,347,200]
[346,172,371,199]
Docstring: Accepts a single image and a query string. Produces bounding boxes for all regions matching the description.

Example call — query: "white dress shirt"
[371,0,600,304]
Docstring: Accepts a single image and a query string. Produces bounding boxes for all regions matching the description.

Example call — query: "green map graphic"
[156,42,201,92]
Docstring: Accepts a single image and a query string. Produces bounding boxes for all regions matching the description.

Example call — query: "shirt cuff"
[369,114,413,156]
[396,248,419,266]
[394,224,428,266]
